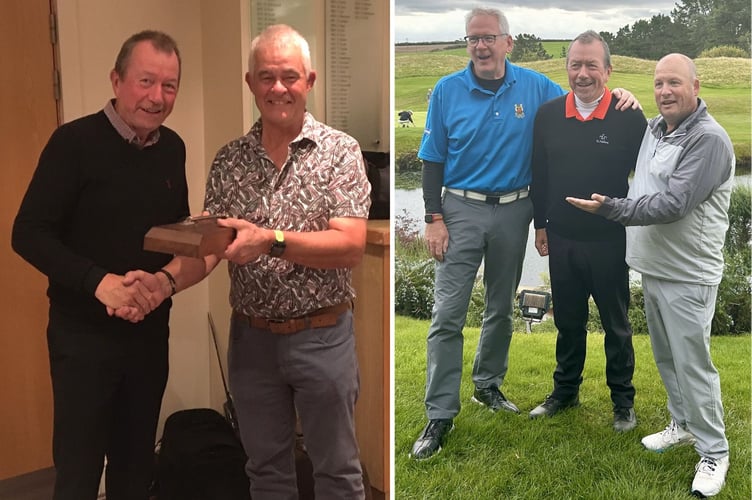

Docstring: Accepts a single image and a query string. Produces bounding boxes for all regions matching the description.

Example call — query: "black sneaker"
[471,386,520,414]
[529,394,580,419]
[409,419,454,460]
[613,407,637,432]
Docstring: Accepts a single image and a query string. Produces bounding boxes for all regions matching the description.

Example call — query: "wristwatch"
[269,229,286,257]
[425,213,444,223]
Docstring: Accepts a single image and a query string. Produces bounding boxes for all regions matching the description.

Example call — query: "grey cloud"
[395,0,678,16]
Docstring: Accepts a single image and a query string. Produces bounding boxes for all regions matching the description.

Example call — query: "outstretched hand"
[565,193,606,214]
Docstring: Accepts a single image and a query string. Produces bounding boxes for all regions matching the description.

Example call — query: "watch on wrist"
[425,213,444,223]
[269,229,286,257]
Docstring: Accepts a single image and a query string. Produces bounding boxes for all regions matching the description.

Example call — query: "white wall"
[56,0,247,437]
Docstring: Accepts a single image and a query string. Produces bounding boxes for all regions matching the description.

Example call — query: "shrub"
[396,149,422,172]
[394,210,434,319]
[394,186,751,336]
[395,257,435,319]
[699,45,750,58]
[713,184,751,334]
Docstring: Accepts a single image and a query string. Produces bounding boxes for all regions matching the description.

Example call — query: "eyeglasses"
[464,34,507,46]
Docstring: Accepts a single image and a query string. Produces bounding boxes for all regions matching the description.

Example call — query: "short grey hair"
[248,24,312,76]
[567,30,612,69]
[465,7,510,35]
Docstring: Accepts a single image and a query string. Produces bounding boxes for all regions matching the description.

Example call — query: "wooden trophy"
[144,215,236,258]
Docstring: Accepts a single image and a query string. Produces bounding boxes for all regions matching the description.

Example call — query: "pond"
[394,188,549,288]
[395,174,750,289]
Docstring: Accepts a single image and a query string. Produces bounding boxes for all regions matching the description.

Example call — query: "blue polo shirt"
[419,60,564,193]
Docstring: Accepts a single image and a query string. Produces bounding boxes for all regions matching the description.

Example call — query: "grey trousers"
[425,191,533,419]
[642,275,729,458]
[228,310,364,499]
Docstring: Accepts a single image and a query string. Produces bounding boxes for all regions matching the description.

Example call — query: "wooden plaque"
[144,219,235,258]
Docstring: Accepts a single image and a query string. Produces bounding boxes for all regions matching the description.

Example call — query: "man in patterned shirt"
[188,24,370,498]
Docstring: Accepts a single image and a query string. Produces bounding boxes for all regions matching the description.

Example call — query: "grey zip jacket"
[597,98,735,285]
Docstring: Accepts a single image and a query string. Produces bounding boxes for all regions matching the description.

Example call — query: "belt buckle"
[485,195,500,205]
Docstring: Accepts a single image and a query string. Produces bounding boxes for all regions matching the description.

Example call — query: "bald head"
[656,53,697,80]
[654,53,700,132]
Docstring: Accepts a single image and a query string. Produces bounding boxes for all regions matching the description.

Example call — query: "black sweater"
[12,111,189,327]
[531,94,646,241]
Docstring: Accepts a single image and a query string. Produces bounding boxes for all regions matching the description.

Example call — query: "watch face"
[425,214,434,223]
[270,242,286,257]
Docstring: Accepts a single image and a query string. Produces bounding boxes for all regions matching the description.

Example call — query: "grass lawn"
[394,315,751,499]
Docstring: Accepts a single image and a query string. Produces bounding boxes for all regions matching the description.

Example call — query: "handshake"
[94,269,176,323]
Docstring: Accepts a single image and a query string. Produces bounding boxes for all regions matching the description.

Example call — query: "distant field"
[395,46,751,166]
[396,40,570,58]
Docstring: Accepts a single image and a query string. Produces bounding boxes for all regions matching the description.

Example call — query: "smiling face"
[566,39,611,103]
[246,41,315,133]
[110,41,180,142]
[654,54,699,132]
[466,13,513,80]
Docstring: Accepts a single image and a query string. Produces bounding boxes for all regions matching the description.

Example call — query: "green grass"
[394,315,752,499]
[395,50,752,163]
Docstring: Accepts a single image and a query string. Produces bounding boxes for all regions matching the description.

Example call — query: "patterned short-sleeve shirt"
[204,112,371,318]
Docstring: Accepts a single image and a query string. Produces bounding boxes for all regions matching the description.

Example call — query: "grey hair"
[248,24,312,76]
[465,7,510,35]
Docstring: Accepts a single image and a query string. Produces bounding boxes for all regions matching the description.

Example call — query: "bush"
[394,209,488,326]
[396,149,422,172]
[714,184,751,334]
[699,45,750,58]
[394,186,751,336]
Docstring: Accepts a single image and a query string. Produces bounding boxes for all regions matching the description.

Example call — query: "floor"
[0,468,55,500]
[0,468,386,500]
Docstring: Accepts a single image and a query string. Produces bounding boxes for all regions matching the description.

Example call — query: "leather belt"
[233,301,352,335]
[446,187,529,205]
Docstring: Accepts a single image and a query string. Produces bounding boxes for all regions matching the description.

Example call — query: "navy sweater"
[12,111,189,327]
[531,94,646,241]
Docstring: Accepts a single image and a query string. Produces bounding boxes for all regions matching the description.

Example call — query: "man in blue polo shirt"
[410,7,639,460]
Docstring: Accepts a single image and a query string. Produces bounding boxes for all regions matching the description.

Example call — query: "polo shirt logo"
[596,133,609,145]
[514,104,525,119]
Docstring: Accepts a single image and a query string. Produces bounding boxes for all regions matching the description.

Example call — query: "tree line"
[511,0,751,62]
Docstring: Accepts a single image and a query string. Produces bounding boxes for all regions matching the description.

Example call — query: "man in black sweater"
[529,30,646,431]
[12,31,202,500]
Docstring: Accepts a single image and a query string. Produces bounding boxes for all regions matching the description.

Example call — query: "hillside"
[395,49,751,165]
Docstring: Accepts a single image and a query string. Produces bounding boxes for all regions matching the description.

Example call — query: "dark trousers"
[47,305,169,500]
[547,231,635,408]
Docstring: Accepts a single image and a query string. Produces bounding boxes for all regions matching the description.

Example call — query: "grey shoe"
[529,394,580,419]
[409,419,454,460]
[471,386,520,414]
[613,407,637,432]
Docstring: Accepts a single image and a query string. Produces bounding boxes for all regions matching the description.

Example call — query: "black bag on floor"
[153,408,250,500]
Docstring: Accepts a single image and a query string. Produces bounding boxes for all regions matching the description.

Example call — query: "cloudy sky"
[394,0,680,42]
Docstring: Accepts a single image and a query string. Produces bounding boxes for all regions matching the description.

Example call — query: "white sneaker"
[691,455,729,497]
[641,419,696,452]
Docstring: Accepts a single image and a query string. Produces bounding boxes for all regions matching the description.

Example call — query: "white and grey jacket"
[598,98,735,285]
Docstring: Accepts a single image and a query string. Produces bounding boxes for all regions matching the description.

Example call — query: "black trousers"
[547,231,635,408]
[47,305,169,500]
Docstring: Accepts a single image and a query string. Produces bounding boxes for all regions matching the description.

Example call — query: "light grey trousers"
[425,192,533,419]
[228,310,364,499]
[642,275,729,458]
